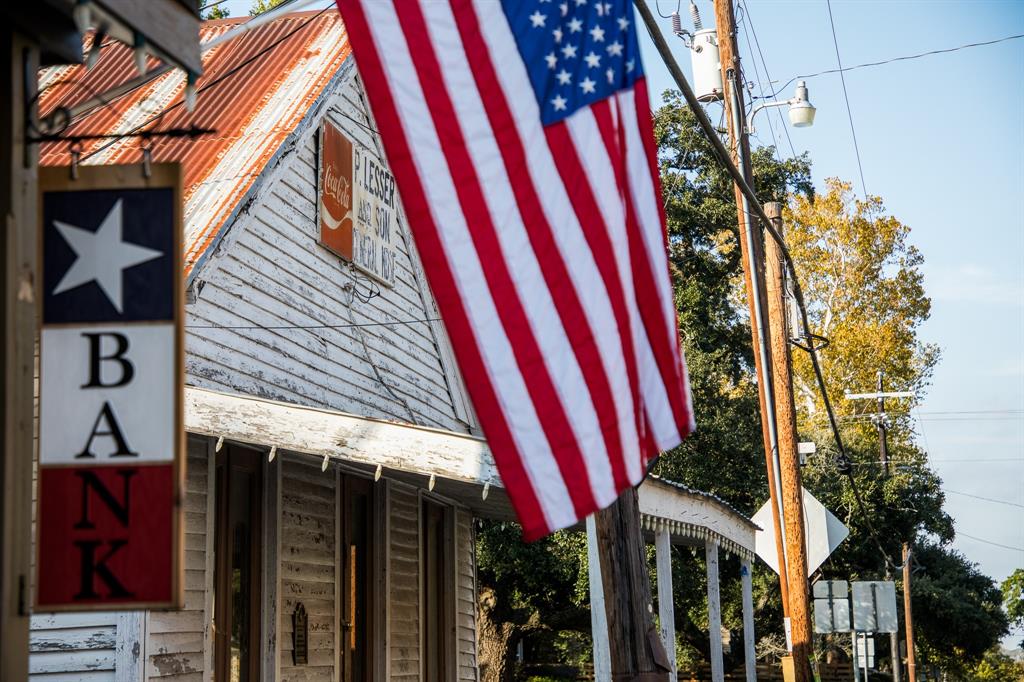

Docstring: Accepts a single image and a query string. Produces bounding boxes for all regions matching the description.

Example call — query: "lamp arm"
[747,99,793,135]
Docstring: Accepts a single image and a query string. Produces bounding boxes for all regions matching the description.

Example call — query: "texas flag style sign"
[36,165,184,611]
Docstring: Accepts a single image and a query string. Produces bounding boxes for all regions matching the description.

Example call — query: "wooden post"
[655,527,677,682]
[763,202,813,682]
[594,488,672,681]
[587,515,612,682]
[903,543,917,682]
[1,30,37,682]
[705,540,724,682]
[741,557,757,682]
[712,0,790,622]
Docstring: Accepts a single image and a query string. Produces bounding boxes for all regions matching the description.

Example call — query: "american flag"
[335,0,694,540]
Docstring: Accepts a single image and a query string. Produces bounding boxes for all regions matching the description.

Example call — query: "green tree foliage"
[202,3,230,20]
[249,0,287,17]
[911,543,1009,675]
[1003,569,1024,648]
[965,646,1024,682]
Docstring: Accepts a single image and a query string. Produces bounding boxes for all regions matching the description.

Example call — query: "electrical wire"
[186,317,441,331]
[765,33,1024,101]
[956,532,1024,553]
[738,0,797,159]
[825,0,868,198]
[944,489,1024,509]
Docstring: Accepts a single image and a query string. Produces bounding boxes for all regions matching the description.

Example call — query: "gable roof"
[38,10,351,274]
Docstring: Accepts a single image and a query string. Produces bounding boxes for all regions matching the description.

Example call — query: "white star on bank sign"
[52,199,163,313]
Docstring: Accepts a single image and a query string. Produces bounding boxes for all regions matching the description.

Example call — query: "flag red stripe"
[591,98,692,439]
[450,0,632,492]
[337,0,551,537]
[394,0,598,517]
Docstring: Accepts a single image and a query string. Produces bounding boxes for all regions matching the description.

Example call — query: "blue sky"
[636,0,1024,645]
[215,0,1023,644]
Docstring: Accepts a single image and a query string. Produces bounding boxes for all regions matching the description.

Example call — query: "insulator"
[671,11,682,35]
[690,1,703,31]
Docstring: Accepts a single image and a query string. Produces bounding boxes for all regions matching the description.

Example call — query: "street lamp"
[748,80,817,133]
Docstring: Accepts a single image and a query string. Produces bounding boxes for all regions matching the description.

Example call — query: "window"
[340,475,375,682]
[214,446,262,682]
[421,499,452,682]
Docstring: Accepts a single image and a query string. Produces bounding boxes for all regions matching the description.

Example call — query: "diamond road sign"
[753,487,849,576]
[36,164,183,611]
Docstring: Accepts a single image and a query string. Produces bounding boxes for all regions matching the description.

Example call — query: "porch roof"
[185,386,758,551]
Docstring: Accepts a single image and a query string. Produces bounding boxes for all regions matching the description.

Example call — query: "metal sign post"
[36,164,184,611]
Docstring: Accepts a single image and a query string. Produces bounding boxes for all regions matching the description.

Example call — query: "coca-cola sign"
[317,119,397,287]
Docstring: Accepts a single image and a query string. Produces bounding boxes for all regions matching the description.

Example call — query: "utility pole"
[594,488,672,681]
[845,372,913,681]
[711,0,792,631]
[763,203,813,682]
[902,543,917,682]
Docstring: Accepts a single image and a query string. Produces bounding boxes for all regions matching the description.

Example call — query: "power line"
[945,489,1024,509]
[825,0,868,198]
[956,531,1024,553]
[738,0,797,159]
[187,317,441,331]
[766,33,1024,100]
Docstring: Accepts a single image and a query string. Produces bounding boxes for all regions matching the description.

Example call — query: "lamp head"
[788,80,816,128]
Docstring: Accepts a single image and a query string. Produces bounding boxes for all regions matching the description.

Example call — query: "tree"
[965,647,1024,682]
[910,542,1009,675]
[249,0,287,16]
[202,3,230,20]
[1003,569,1024,648]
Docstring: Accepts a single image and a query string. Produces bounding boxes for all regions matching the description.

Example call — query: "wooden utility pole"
[763,203,813,682]
[594,488,672,681]
[902,543,917,682]
[712,0,791,622]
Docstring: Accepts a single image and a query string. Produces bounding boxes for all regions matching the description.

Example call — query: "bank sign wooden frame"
[36,164,184,611]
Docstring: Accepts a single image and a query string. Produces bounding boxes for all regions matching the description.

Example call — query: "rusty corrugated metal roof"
[39,11,351,274]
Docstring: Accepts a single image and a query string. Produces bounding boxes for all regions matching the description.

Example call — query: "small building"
[32,11,759,682]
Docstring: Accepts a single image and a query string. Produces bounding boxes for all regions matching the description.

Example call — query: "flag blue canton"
[501,0,645,125]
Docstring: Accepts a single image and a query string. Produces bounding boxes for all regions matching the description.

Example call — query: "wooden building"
[30,10,759,682]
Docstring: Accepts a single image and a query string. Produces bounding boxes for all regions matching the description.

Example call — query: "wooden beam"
[655,527,677,682]
[741,557,756,682]
[185,386,498,486]
[638,478,758,555]
[587,515,612,682]
[594,488,671,681]
[705,541,724,682]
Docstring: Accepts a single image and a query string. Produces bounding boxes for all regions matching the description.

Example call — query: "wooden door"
[340,475,374,682]
[214,446,262,682]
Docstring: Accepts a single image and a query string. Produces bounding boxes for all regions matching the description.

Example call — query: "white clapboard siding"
[29,612,117,681]
[455,511,478,682]
[185,64,472,435]
[144,436,211,680]
[279,454,336,682]
[388,484,420,681]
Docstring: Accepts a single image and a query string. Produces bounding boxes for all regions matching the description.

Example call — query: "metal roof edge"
[645,474,760,529]
[186,53,357,289]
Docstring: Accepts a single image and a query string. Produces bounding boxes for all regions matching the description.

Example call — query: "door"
[422,499,452,682]
[214,446,262,682]
[340,475,374,682]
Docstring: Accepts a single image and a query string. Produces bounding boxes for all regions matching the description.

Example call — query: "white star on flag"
[551,94,568,111]
[589,25,605,42]
[580,77,596,93]
[561,43,578,58]
[567,17,583,32]
[545,51,558,68]
[556,69,572,84]
[584,51,601,68]
[52,199,163,313]
[530,10,546,27]
[607,40,623,56]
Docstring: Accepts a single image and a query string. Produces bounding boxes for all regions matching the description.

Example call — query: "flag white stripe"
[472,0,643,491]
[361,0,574,529]
[419,0,618,507]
